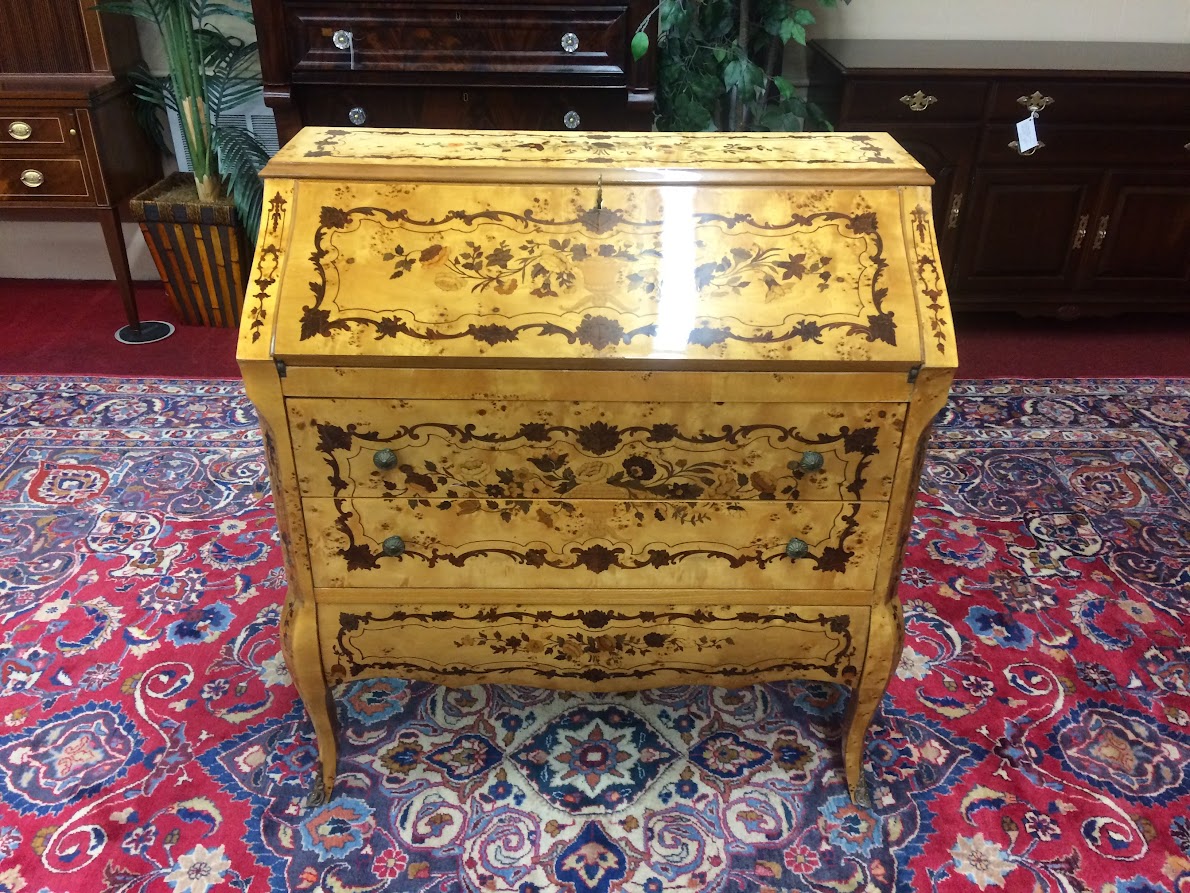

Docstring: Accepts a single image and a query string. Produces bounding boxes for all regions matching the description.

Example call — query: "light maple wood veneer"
[237,127,957,806]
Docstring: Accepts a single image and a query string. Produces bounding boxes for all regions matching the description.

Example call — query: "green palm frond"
[213,125,270,242]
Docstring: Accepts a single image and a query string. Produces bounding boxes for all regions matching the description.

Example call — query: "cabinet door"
[1078,170,1190,300]
[861,124,977,273]
[950,168,1100,308]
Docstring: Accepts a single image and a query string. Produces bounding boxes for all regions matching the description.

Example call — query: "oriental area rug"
[0,376,1188,893]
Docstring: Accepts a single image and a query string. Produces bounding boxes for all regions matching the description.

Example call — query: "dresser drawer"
[319,600,869,689]
[842,77,989,123]
[286,4,628,77]
[303,497,886,591]
[978,125,1190,166]
[295,83,624,131]
[988,80,1190,124]
[0,157,91,200]
[287,398,905,502]
[0,112,77,150]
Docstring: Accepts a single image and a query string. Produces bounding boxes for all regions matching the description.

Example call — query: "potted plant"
[632,0,851,131]
[98,0,272,327]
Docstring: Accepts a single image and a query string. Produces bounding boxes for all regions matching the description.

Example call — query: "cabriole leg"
[841,599,904,806]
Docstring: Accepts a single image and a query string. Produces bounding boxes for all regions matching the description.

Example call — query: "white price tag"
[1015,114,1039,153]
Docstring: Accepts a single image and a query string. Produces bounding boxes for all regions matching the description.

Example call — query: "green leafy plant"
[633,0,850,131]
[95,0,270,239]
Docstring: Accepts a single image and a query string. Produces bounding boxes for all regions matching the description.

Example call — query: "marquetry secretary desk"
[236,127,958,805]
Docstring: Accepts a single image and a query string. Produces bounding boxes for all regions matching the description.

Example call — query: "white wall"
[4,0,1188,281]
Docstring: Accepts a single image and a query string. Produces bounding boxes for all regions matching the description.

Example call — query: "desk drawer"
[843,77,988,123]
[303,497,885,591]
[0,112,77,149]
[287,397,904,502]
[0,157,90,200]
[319,599,868,689]
[287,4,628,77]
[978,125,1190,166]
[988,80,1190,124]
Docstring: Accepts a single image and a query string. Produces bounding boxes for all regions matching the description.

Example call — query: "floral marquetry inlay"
[272,181,923,367]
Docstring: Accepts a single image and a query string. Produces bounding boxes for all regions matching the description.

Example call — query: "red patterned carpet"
[0,375,1188,892]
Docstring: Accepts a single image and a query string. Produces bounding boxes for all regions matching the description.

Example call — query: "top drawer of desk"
[286,4,630,77]
[842,77,989,123]
[988,80,1190,123]
[0,111,77,151]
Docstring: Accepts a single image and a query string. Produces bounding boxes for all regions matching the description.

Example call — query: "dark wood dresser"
[251,0,658,142]
[0,0,162,336]
[810,40,1190,317]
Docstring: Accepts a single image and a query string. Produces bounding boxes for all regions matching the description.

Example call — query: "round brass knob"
[373,448,398,470]
[785,537,809,560]
[332,29,353,49]
[20,169,44,188]
[382,535,406,557]
[347,106,367,126]
[7,121,32,140]
[798,450,824,472]
[563,110,581,130]
[561,32,579,53]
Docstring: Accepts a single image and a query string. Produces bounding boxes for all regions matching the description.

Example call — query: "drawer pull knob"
[561,31,580,53]
[7,120,32,140]
[332,29,353,49]
[19,169,44,188]
[347,106,367,126]
[563,110,581,130]
[899,91,937,112]
[1017,91,1055,114]
[785,537,809,560]
[373,448,398,469]
[797,450,824,472]
[382,535,406,557]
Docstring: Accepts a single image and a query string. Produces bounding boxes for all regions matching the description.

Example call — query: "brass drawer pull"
[899,91,937,112]
[561,31,579,53]
[1008,139,1045,156]
[947,192,963,229]
[1017,91,1055,114]
[373,448,398,469]
[347,106,367,126]
[785,537,809,560]
[20,169,45,188]
[7,120,32,140]
[797,450,824,472]
[382,535,406,557]
[332,29,353,49]
[563,110,581,130]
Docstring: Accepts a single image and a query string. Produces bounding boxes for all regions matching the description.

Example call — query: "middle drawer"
[287,398,905,501]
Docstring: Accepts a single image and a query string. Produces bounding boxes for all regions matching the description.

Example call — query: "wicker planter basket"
[130,172,251,328]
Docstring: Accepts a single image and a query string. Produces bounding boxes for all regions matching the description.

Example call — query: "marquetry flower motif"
[573,315,626,351]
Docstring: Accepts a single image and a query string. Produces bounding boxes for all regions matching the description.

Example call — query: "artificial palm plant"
[98,0,270,240]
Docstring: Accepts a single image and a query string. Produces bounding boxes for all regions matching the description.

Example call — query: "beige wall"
[4,0,1188,281]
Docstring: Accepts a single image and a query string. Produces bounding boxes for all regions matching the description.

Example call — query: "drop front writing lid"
[255,128,952,371]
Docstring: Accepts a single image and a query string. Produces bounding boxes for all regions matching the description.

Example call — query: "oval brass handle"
[382,535,406,557]
[899,91,937,112]
[797,450,824,472]
[7,120,32,140]
[373,448,398,470]
[561,31,579,53]
[1008,139,1045,156]
[347,106,367,125]
[20,169,44,188]
[563,110,581,130]
[786,537,809,560]
[332,29,353,49]
[1017,91,1055,113]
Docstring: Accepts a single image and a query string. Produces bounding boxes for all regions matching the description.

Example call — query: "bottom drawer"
[0,156,90,200]
[319,601,869,691]
[295,84,629,132]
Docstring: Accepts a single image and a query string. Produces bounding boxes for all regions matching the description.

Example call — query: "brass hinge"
[275,359,287,378]
[907,365,921,383]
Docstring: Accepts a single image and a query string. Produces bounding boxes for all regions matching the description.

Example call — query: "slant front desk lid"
[254,128,953,371]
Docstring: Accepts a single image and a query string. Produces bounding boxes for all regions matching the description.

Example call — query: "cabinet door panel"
[951,168,1099,300]
[1080,171,1190,298]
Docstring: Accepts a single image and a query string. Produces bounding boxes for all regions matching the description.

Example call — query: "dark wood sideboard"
[809,40,1190,317]
[1,0,163,338]
[251,0,658,142]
